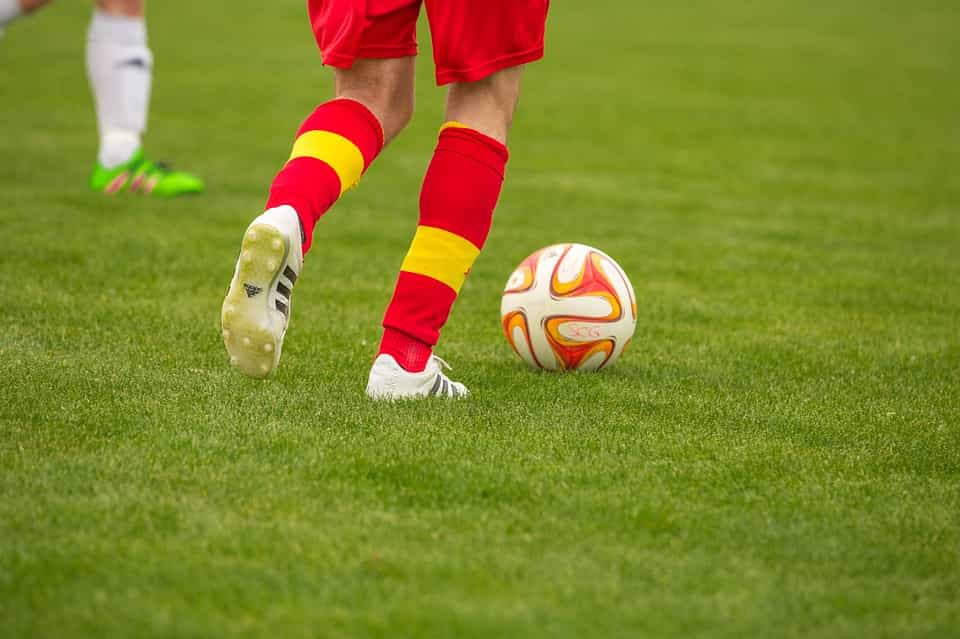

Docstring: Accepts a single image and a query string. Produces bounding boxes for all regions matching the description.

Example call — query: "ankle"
[378,327,432,372]
[98,130,141,169]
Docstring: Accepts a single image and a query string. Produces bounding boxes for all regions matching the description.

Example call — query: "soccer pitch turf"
[1,0,958,636]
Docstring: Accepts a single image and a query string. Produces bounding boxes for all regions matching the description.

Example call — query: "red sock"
[378,123,509,372]
[266,98,383,254]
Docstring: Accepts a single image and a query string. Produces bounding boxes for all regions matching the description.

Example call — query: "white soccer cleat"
[221,206,302,378]
[366,354,469,400]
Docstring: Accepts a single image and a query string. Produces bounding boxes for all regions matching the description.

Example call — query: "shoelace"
[426,355,463,397]
[431,355,453,371]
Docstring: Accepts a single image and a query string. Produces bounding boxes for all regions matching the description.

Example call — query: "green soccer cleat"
[89,149,204,197]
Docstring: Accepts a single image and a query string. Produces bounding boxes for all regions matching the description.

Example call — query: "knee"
[335,58,415,145]
[21,0,53,14]
[384,90,415,140]
[445,66,524,144]
[339,82,413,145]
[95,0,144,18]
[392,87,415,129]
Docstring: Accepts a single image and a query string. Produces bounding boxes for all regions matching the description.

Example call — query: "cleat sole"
[221,223,288,379]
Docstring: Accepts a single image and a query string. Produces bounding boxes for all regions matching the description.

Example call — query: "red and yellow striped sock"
[378,123,509,372]
[266,98,383,254]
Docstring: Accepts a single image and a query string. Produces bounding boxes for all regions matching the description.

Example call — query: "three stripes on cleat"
[428,374,462,398]
[274,266,296,318]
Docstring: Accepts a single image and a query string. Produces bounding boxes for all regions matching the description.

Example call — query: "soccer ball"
[500,243,637,371]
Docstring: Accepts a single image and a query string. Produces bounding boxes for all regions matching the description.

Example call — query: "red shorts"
[307,0,549,85]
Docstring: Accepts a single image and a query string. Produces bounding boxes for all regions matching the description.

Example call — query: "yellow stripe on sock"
[289,130,365,194]
[439,121,470,134]
[400,226,480,293]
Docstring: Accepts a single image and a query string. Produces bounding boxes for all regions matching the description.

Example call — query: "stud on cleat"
[272,239,282,250]
[263,343,274,353]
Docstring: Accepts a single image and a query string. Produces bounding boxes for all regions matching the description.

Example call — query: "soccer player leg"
[367,69,521,400]
[223,1,416,379]
[268,58,414,256]
[86,0,203,196]
[223,89,386,379]
[266,0,418,256]
[0,0,51,30]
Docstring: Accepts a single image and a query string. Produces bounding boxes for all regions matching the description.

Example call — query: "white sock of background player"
[86,8,152,168]
[0,0,23,28]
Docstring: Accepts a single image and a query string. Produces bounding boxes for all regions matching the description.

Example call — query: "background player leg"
[2,0,202,195]
[86,0,203,196]
[0,0,48,28]
[368,66,524,400]
[0,0,48,36]
[223,57,415,379]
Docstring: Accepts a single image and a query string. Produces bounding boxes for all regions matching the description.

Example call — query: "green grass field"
[2,1,959,636]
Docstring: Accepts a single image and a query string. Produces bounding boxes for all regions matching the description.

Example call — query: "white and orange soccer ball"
[500,243,637,371]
